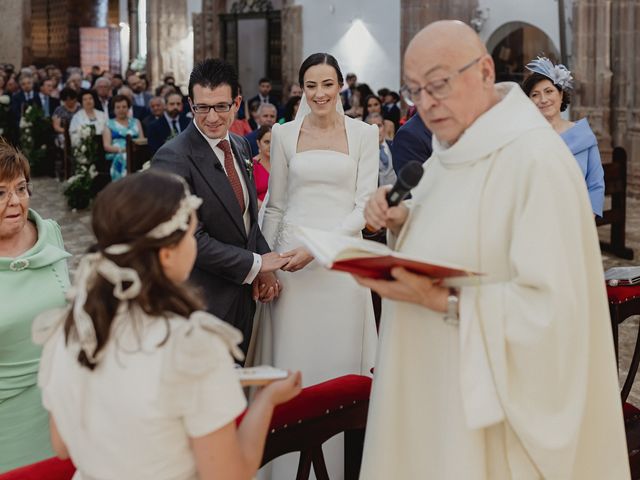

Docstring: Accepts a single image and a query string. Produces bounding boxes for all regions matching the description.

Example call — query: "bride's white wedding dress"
[255,114,379,480]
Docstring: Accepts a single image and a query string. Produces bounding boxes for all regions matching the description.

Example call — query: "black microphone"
[365,161,424,232]
[386,161,424,206]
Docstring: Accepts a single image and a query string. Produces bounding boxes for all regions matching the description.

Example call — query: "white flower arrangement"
[0,95,10,105]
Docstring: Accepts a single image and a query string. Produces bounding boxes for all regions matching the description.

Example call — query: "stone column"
[571,0,613,161]
[281,3,302,92]
[0,0,30,68]
[146,0,191,89]
[128,0,139,60]
[610,0,640,196]
[400,0,478,63]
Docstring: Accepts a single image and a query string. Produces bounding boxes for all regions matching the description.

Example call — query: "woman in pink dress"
[253,125,272,209]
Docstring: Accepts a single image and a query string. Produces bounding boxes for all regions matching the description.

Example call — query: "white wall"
[294,0,401,92]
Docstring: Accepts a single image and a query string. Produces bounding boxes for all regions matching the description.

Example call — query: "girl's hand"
[258,371,302,406]
[280,247,314,272]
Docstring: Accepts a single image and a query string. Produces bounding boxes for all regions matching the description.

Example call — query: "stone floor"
[30,177,640,403]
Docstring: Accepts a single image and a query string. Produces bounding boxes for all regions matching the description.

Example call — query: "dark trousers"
[218,285,256,362]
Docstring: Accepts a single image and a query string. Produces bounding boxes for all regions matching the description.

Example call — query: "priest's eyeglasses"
[191,102,234,114]
[0,182,32,205]
[400,56,483,105]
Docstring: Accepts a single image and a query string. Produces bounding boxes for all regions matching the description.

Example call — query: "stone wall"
[573,0,640,196]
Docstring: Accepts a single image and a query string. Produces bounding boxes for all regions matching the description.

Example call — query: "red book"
[297,227,480,285]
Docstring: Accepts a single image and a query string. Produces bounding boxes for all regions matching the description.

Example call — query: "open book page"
[296,226,392,266]
[296,227,480,284]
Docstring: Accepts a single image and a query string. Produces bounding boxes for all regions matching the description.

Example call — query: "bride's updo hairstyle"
[64,170,203,369]
[298,53,344,87]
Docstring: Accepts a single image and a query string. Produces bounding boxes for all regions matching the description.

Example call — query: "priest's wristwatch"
[443,287,460,326]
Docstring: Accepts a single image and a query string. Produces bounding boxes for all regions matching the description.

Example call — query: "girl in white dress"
[32,170,301,480]
[256,53,379,480]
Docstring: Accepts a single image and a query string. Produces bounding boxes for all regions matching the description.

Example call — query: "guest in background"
[523,57,604,217]
[51,88,80,147]
[127,74,152,108]
[284,83,303,104]
[142,96,165,135]
[247,99,261,131]
[110,74,124,97]
[362,95,395,139]
[382,90,401,131]
[147,92,190,154]
[365,112,396,187]
[278,95,301,124]
[340,72,357,110]
[93,77,112,116]
[0,141,70,472]
[245,103,277,156]
[69,90,107,140]
[11,73,40,126]
[103,94,144,180]
[390,103,432,176]
[252,125,272,209]
[37,78,59,118]
[65,72,83,93]
[248,77,280,107]
[116,86,149,121]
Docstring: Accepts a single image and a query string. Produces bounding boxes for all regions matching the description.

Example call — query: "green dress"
[0,209,70,473]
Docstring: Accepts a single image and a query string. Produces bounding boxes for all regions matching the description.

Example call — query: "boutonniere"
[244,157,254,180]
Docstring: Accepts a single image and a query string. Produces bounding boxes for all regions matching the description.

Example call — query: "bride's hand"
[280,247,314,272]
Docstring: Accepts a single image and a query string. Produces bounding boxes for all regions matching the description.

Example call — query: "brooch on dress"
[9,258,30,271]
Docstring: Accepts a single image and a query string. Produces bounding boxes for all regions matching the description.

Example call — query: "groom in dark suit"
[152,58,288,355]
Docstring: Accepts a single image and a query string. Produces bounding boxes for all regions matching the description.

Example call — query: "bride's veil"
[294,92,345,121]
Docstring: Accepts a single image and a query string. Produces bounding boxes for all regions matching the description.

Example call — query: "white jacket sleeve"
[334,122,379,236]
[261,122,288,248]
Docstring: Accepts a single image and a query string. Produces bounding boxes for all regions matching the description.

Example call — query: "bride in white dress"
[256,53,379,480]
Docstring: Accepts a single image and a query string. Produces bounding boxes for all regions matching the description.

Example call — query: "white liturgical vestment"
[360,83,630,479]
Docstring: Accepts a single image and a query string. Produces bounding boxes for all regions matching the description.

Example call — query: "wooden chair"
[597,147,634,259]
[261,374,372,480]
[125,135,152,175]
[62,127,72,180]
[607,284,640,479]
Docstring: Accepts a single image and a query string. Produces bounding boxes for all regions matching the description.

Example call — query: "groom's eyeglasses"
[191,102,234,114]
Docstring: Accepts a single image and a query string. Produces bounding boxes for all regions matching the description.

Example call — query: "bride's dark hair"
[298,53,344,86]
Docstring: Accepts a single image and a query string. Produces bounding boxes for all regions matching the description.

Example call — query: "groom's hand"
[260,252,291,273]
[253,272,282,302]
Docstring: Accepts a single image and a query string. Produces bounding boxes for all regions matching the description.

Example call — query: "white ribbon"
[70,253,143,363]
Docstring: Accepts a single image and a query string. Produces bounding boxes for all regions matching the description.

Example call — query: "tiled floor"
[30,177,640,403]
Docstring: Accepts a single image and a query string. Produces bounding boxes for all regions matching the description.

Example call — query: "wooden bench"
[597,146,634,259]
[125,135,152,175]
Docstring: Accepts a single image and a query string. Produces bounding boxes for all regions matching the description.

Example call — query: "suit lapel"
[186,125,247,238]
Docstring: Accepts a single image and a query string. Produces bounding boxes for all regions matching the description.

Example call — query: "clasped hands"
[253,248,314,303]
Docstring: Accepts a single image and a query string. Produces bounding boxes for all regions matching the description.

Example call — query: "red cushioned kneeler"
[0,457,75,480]
[606,284,640,402]
[262,374,372,480]
[0,375,372,480]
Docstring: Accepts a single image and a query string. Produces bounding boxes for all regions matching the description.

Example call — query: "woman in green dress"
[0,140,70,472]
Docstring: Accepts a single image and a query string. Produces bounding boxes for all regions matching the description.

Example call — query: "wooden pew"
[597,146,634,259]
[125,135,152,175]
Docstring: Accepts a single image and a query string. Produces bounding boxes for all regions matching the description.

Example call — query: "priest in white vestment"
[357,21,630,479]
